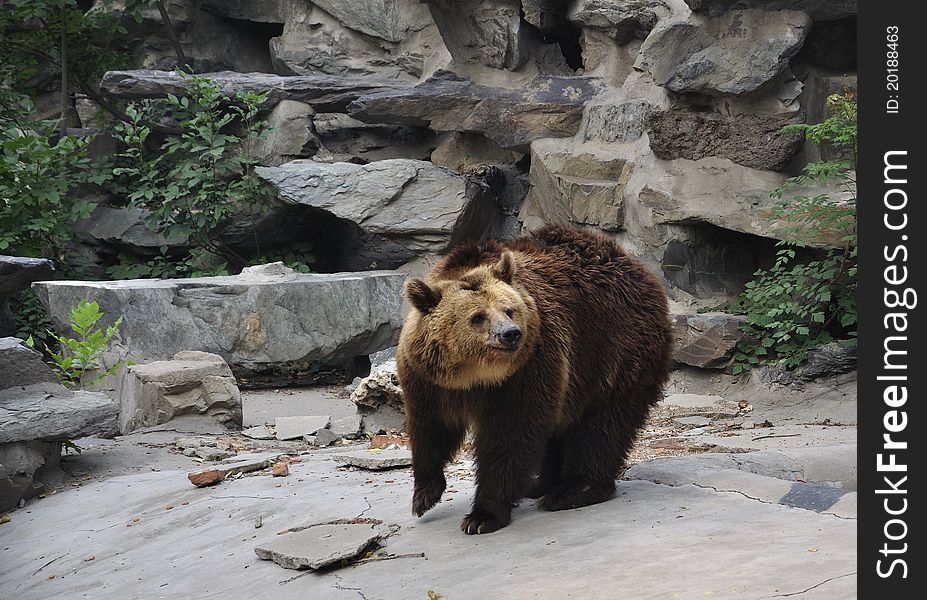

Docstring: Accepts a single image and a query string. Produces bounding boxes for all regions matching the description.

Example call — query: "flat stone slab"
[240,425,275,440]
[32,263,405,376]
[0,387,118,444]
[275,415,331,441]
[254,523,380,570]
[100,70,408,112]
[332,448,412,470]
[658,394,740,418]
[674,416,711,427]
[0,337,57,389]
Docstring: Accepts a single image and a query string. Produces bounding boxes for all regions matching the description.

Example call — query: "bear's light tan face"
[401,254,539,390]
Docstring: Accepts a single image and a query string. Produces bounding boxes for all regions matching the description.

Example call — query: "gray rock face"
[0,337,57,389]
[255,159,498,254]
[568,0,668,44]
[521,0,564,32]
[313,114,436,164]
[0,388,119,444]
[425,0,526,70]
[519,140,630,232]
[249,100,320,166]
[199,0,287,23]
[254,523,380,570]
[684,0,857,21]
[348,70,603,150]
[582,99,659,143]
[313,0,433,44]
[116,351,242,434]
[646,110,804,171]
[100,70,408,112]
[32,263,405,376]
[671,311,747,369]
[1,256,55,337]
[770,342,857,385]
[75,206,186,250]
[636,10,811,96]
[0,440,61,512]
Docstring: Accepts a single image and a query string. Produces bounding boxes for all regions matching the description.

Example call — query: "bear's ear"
[491,251,516,284]
[405,278,442,314]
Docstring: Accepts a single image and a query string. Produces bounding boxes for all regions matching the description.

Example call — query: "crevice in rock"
[760,571,856,598]
[793,16,857,73]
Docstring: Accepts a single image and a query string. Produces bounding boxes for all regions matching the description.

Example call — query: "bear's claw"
[460,511,510,535]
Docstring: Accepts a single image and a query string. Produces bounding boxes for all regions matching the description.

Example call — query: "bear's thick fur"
[397,225,673,534]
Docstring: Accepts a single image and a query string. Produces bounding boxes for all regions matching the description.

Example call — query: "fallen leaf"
[0,514,10,524]
[807,547,818,553]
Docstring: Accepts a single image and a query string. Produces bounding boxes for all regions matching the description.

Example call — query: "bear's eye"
[470,313,486,327]
[505,308,515,318]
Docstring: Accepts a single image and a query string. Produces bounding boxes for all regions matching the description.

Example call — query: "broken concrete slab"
[308,428,341,447]
[274,415,331,441]
[254,523,380,570]
[333,448,412,470]
[33,264,405,377]
[240,425,275,440]
[329,415,362,440]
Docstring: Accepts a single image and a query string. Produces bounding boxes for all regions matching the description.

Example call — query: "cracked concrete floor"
[0,434,856,600]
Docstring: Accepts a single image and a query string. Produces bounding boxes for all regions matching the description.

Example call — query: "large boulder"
[684,0,857,21]
[671,310,747,369]
[424,0,527,70]
[519,140,631,232]
[582,98,660,143]
[0,337,58,389]
[116,351,241,434]
[255,159,498,254]
[347,70,603,150]
[646,110,804,171]
[1,256,54,336]
[32,263,405,376]
[100,70,409,112]
[635,10,811,96]
[248,100,320,166]
[0,441,61,512]
[75,206,186,251]
[568,0,668,45]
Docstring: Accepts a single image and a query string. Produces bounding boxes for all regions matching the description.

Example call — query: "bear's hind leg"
[539,384,659,512]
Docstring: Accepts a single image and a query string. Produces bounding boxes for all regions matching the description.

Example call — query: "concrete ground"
[0,380,857,600]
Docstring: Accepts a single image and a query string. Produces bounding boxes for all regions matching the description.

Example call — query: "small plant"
[27,300,124,389]
[725,92,857,373]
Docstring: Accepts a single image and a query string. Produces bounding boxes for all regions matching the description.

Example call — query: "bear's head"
[399,251,539,390]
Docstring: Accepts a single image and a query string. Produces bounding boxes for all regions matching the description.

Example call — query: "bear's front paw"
[460,511,511,535]
[412,476,446,517]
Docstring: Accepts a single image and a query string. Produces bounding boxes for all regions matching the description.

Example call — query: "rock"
[241,425,275,440]
[0,256,54,337]
[684,0,857,21]
[274,415,331,441]
[329,415,362,440]
[425,0,526,70]
[188,469,224,487]
[249,100,320,166]
[100,70,409,112]
[568,0,668,45]
[309,428,341,447]
[254,523,380,570]
[674,416,711,427]
[313,114,435,164]
[770,342,857,385]
[518,140,631,232]
[199,0,287,23]
[359,404,406,436]
[348,70,603,150]
[0,387,119,444]
[271,462,289,477]
[659,394,741,419]
[194,447,234,461]
[0,440,61,512]
[521,0,562,32]
[636,10,811,96]
[333,448,413,470]
[75,206,187,251]
[33,264,405,376]
[0,337,58,389]
[646,110,804,171]
[115,351,241,435]
[582,99,660,143]
[269,0,433,81]
[351,361,402,412]
[671,311,747,369]
[255,159,497,254]
[431,131,522,171]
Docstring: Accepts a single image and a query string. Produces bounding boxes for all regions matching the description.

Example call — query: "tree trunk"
[155,0,188,69]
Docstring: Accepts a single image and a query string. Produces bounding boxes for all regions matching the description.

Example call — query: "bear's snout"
[497,325,523,349]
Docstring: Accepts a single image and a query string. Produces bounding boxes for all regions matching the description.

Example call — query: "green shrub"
[27,299,124,389]
[725,93,857,373]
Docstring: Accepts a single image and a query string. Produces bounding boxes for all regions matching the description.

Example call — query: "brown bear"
[396,225,673,534]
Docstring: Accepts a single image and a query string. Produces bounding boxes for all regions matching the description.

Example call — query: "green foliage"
[26,300,124,389]
[111,72,276,273]
[11,289,55,349]
[726,92,857,373]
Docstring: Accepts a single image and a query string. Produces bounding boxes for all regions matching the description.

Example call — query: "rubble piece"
[275,415,331,441]
[187,452,287,487]
[241,425,275,440]
[254,523,381,570]
[659,394,741,419]
[333,448,413,470]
